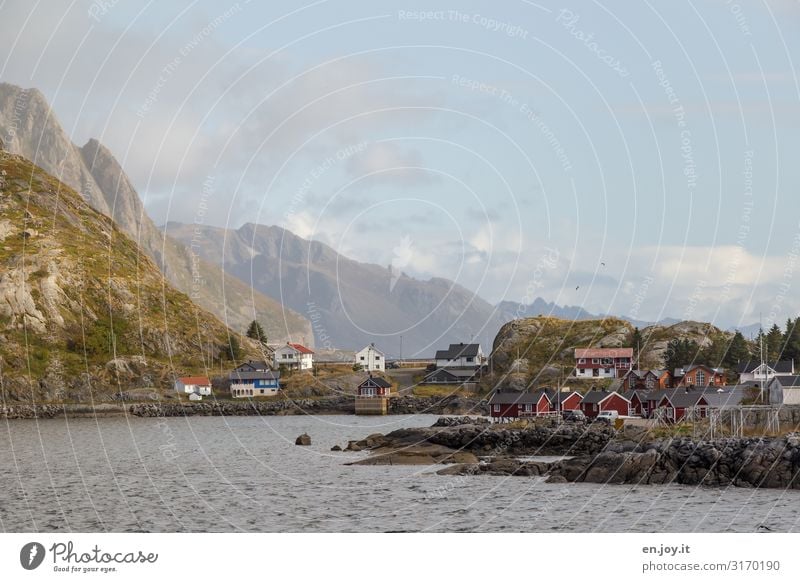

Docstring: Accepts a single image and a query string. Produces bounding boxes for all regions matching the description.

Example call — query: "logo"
[20,542,46,570]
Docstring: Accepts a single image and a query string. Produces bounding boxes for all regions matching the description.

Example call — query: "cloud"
[344,141,440,186]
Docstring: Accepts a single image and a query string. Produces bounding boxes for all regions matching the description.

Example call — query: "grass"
[412,384,471,398]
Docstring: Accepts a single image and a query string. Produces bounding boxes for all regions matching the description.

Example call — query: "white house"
[434,343,484,368]
[737,360,795,384]
[174,376,212,396]
[767,375,800,405]
[272,343,315,371]
[355,343,385,372]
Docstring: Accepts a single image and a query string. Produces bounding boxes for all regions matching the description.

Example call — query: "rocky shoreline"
[345,419,800,490]
[0,395,487,419]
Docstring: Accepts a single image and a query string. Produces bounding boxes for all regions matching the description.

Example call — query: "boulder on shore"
[295,433,312,446]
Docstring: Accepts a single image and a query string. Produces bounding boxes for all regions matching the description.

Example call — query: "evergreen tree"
[723,330,750,368]
[766,323,784,362]
[783,317,800,362]
[630,327,643,367]
[246,320,268,346]
[663,338,700,372]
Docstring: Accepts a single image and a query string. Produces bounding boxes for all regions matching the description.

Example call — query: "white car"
[596,410,619,423]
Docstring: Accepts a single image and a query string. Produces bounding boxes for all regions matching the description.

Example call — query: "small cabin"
[357,375,392,397]
[579,389,631,419]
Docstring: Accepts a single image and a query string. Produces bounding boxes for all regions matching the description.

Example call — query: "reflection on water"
[1,415,797,532]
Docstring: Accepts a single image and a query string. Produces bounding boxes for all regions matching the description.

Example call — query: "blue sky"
[1,0,799,329]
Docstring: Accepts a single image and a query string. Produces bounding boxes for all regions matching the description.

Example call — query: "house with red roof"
[174,376,212,399]
[273,342,315,371]
[574,347,633,379]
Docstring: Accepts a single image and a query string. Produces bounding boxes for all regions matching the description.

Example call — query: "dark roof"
[235,360,271,372]
[424,368,479,381]
[736,360,794,374]
[435,343,481,360]
[581,390,629,405]
[770,375,800,388]
[359,376,391,388]
[229,370,280,381]
[659,390,706,408]
[701,386,751,408]
[489,389,548,405]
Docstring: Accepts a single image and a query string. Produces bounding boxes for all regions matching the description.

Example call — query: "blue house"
[229,361,281,397]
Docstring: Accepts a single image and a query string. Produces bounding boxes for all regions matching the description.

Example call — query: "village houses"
[273,342,315,371]
[574,348,633,379]
[354,343,385,372]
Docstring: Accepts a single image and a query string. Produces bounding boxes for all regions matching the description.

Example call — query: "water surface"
[1,415,798,532]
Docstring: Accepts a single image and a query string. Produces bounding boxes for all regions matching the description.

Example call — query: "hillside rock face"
[0,82,311,343]
[489,316,731,383]
[0,151,253,401]
[165,222,506,354]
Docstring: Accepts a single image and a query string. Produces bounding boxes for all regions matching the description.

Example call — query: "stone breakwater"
[1,395,487,419]
[345,422,615,457]
[547,435,800,489]
[350,421,800,489]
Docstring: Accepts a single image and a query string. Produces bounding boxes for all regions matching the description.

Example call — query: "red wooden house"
[655,390,710,422]
[550,390,583,412]
[579,389,632,419]
[574,348,633,379]
[489,389,552,422]
[622,389,650,417]
[673,365,726,388]
[357,375,392,397]
[621,369,671,391]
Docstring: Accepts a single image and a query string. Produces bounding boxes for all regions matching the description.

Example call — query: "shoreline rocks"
[0,394,487,419]
[348,420,800,490]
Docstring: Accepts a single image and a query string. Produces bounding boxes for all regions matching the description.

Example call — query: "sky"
[1,0,799,331]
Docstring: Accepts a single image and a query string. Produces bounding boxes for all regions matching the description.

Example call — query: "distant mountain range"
[164,222,508,356]
[0,82,311,344]
[0,81,761,357]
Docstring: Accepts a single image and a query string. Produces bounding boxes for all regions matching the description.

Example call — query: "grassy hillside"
[0,151,256,402]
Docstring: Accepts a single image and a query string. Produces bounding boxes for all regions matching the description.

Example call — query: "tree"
[663,338,700,372]
[783,317,800,362]
[766,323,784,362]
[629,327,643,367]
[723,330,750,368]
[246,320,267,346]
[224,335,243,361]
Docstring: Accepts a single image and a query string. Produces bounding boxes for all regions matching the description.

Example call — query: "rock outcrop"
[0,82,311,341]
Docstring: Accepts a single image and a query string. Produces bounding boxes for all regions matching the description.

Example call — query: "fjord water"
[1,415,797,532]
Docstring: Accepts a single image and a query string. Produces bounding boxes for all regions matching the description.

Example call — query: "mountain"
[0,82,311,344]
[496,298,597,322]
[0,149,257,401]
[496,298,681,330]
[163,222,507,356]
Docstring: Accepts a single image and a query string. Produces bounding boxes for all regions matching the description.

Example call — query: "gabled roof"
[489,389,548,405]
[359,376,391,388]
[425,367,480,381]
[575,347,633,359]
[677,364,725,375]
[550,390,582,404]
[235,360,271,372]
[435,343,482,360]
[769,375,800,388]
[357,343,385,355]
[736,360,794,374]
[177,376,211,385]
[701,386,751,408]
[288,343,314,354]
[581,390,630,405]
[658,390,707,408]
